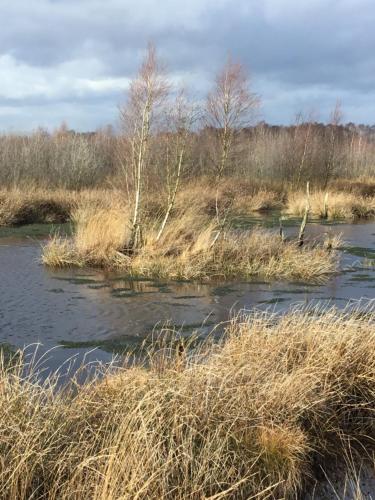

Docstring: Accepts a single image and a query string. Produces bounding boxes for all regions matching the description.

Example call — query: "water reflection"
[0,220,374,373]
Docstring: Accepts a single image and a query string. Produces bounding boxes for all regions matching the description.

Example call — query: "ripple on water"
[0,221,374,375]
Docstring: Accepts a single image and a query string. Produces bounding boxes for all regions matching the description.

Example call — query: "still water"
[0,219,374,374]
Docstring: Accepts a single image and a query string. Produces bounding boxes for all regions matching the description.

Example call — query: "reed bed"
[42,202,338,281]
[0,304,374,499]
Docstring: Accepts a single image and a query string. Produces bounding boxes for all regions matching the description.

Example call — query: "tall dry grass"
[331,177,375,197]
[42,201,338,281]
[1,304,374,499]
[0,188,124,226]
[287,190,375,219]
[171,179,285,215]
[1,179,375,228]
[0,181,284,228]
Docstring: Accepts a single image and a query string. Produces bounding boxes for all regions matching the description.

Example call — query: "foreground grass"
[42,202,338,282]
[1,305,374,499]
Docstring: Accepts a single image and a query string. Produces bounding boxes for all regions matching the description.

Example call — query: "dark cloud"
[0,0,374,130]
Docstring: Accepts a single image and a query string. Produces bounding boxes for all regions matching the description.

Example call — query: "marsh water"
[0,217,374,376]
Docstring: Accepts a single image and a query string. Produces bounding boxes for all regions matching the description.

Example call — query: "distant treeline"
[0,120,374,190]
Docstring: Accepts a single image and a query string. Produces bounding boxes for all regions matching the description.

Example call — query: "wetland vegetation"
[0,44,375,499]
[1,306,375,499]
[41,199,339,281]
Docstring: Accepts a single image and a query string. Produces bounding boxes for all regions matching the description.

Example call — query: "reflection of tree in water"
[1,221,374,362]
[75,276,220,342]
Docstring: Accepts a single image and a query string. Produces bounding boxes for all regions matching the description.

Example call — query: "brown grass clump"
[42,205,131,268]
[287,190,375,219]
[236,189,284,212]
[0,188,72,225]
[73,204,131,265]
[142,179,285,219]
[42,203,338,281]
[0,305,374,499]
[173,179,285,216]
[331,177,375,197]
[0,188,123,226]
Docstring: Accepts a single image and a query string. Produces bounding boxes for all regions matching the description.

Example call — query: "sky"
[0,0,374,131]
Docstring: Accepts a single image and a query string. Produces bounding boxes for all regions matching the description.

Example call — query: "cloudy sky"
[0,0,374,131]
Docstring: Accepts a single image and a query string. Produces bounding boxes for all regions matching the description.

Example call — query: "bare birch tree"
[156,91,197,241]
[323,100,343,189]
[293,111,316,188]
[205,56,259,180]
[120,43,169,250]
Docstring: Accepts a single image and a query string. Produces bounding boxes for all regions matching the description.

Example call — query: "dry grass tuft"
[173,179,285,216]
[331,177,375,197]
[232,189,284,213]
[0,188,72,225]
[42,203,338,281]
[287,190,375,219]
[0,188,123,226]
[257,424,308,493]
[73,204,131,265]
[0,305,374,499]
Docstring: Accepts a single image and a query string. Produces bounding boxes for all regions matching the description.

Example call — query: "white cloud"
[0,0,374,129]
[0,54,130,100]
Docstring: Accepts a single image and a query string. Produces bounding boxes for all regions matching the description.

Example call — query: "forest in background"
[0,120,374,190]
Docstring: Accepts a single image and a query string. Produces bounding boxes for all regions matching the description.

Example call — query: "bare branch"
[205,56,260,179]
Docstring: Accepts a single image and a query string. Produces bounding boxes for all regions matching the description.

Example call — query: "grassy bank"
[1,178,374,228]
[42,202,338,281]
[287,189,375,219]
[0,180,285,227]
[0,188,120,226]
[1,305,374,499]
